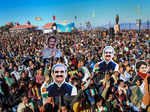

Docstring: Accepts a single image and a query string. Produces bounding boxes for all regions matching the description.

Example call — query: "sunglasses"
[54,70,65,74]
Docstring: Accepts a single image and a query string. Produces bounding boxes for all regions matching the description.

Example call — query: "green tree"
[0,22,14,32]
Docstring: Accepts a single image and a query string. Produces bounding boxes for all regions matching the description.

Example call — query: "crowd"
[0,29,150,112]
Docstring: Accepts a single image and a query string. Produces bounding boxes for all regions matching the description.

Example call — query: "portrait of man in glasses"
[46,64,77,97]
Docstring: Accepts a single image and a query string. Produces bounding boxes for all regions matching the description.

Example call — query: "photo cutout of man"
[93,46,119,79]
[131,60,150,111]
[42,36,62,59]
[47,64,77,97]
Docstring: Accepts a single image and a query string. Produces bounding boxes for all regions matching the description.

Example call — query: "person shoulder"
[64,82,77,96]
[99,60,105,63]
[42,47,50,52]
[96,60,105,65]
[56,48,61,52]
[56,49,62,55]
[46,82,55,90]
[111,60,118,65]
[98,60,106,66]
[64,82,74,88]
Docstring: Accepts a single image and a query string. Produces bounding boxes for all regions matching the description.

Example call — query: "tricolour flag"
[93,63,99,72]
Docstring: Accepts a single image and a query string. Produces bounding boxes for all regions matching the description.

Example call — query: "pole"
[139,19,141,33]
[59,96,61,111]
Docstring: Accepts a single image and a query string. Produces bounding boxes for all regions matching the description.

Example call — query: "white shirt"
[11,71,20,80]
[119,71,132,82]
[42,47,62,59]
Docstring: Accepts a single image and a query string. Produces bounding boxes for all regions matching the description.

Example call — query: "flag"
[92,9,95,18]
[35,17,42,21]
[137,5,140,15]
[53,16,56,21]
[93,63,99,72]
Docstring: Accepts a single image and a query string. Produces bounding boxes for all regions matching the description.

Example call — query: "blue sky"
[0,0,149,27]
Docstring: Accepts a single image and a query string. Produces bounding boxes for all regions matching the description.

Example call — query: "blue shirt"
[42,47,62,59]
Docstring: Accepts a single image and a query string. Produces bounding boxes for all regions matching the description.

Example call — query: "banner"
[57,22,75,32]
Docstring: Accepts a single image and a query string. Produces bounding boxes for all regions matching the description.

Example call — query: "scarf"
[137,72,147,79]
[142,75,150,106]
[136,87,143,100]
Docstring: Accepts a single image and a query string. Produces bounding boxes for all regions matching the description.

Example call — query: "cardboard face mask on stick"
[102,46,115,62]
[47,64,77,97]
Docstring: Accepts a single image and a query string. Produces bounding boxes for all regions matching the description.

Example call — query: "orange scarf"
[142,74,150,106]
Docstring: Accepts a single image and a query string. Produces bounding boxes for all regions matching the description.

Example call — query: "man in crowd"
[17,94,34,112]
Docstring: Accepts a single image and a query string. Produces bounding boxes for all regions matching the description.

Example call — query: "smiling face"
[53,66,66,84]
[139,64,148,74]
[48,38,56,49]
[104,48,113,61]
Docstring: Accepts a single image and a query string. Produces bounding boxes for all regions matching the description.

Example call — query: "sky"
[0,0,150,27]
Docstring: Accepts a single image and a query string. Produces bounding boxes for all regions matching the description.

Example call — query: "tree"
[0,22,14,32]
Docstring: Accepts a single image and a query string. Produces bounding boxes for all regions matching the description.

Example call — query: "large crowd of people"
[0,29,150,112]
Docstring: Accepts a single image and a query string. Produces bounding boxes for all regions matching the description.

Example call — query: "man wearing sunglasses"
[46,64,77,97]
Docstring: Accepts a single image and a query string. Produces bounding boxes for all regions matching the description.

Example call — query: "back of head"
[44,103,53,112]
[22,107,33,112]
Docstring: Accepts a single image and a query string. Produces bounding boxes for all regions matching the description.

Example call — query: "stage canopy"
[42,22,56,33]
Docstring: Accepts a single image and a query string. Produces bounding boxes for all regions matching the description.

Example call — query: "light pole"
[136,19,141,33]
[147,20,150,31]
[139,19,141,33]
